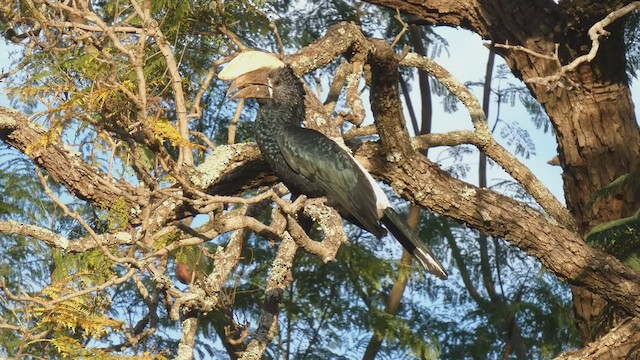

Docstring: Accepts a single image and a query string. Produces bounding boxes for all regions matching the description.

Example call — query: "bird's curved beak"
[226,69,272,100]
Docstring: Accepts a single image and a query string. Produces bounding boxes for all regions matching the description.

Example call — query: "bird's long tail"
[381,207,448,280]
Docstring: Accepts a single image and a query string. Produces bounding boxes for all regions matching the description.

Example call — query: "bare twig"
[188,56,234,120]
[496,2,640,88]
[36,169,141,266]
[190,130,217,151]
[390,9,409,48]
[143,15,193,166]
[228,98,245,144]
[49,269,135,306]
[493,42,558,62]
[270,21,286,57]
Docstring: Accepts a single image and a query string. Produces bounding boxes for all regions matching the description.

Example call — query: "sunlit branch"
[400,53,574,229]
[0,220,133,252]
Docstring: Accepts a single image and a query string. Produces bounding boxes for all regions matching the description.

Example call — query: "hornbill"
[219,51,448,280]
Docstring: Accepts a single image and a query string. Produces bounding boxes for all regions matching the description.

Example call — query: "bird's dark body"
[231,64,447,279]
[253,68,385,237]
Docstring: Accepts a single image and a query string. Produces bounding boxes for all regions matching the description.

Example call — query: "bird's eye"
[271,78,281,87]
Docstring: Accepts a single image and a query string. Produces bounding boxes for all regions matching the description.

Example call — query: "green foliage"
[465,64,549,159]
[584,170,640,264]
[52,335,167,359]
[499,121,536,159]
[587,170,640,210]
[585,210,640,264]
[39,275,122,338]
[519,92,551,133]
[51,248,115,284]
[102,197,130,232]
[429,212,580,359]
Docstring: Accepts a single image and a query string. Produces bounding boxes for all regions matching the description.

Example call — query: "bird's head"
[219,51,304,106]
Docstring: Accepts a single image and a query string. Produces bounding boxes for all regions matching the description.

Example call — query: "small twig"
[390,9,409,48]
[1,283,51,310]
[495,2,640,89]
[188,56,232,120]
[49,269,135,306]
[217,0,248,50]
[493,42,557,61]
[228,98,245,144]
[190,130,217,151]
[35,168,141,266]
[145,16,193,166]
[226,321,251,345]
[270,22,285,57]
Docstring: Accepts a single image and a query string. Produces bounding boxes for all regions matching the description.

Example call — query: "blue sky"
[429,27,566,202]
[429,27,640,204]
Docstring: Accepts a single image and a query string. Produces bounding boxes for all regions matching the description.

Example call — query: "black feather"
[277,127,384,237]
[381,208,448,279]
[249,65,446,278]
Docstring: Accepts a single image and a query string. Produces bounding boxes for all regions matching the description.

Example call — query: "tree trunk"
[519,22,640,342]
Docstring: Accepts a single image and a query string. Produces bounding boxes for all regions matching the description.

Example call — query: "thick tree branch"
[364,0,488,35]
[364,43,640,318]
[177,314,198,360]
[555,318,640,359]
[0,106,148,217]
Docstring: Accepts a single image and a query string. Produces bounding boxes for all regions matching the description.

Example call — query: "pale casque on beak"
[218,51,285,100]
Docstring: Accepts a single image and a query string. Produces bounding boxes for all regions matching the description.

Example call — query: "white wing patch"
[351,156,391,217]
[328,136,391,217]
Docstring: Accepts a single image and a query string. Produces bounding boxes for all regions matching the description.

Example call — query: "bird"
[219,51,448,280]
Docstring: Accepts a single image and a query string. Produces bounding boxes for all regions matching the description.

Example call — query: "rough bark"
[365,0,640,353]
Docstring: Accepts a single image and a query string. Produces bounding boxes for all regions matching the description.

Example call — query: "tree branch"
[555,318,640,359]
[239,232,298,359]
[0,220,133,252]
[399,53,574,228]
[0,106,148,219]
